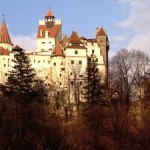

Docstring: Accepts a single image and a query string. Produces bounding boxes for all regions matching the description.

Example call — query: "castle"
[0,8,109,99]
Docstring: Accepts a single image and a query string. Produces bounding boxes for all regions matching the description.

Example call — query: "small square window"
[71,60,74,64]
[79,60,82,65]
[60,82,62,85]
[75,50,78,54]
[46,76,48,79]
[4,64,6,67]
[71,81,74,85]
[80,81,82,85]
[92,49,94,54]
[5,73,7,76]
[60,74,62,77]
[96,58,98,62]
[54,62,56,66]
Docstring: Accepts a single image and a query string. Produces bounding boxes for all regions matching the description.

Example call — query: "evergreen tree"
[6,46,36,105]
[83,54,102,104]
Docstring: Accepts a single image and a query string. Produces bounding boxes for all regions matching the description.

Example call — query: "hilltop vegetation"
[0,49,149,150]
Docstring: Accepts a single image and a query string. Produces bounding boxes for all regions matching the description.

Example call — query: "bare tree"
[109,49,150,149]
[110,49,149,104]
[69,64,83,109]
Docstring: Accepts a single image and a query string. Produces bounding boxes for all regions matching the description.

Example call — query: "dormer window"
[72,43,78,46]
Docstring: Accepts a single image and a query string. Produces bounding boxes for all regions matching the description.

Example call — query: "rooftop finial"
[49,0,51,10]
[49,4,51,10]
[2,14,5,21]
[72,27,76,32]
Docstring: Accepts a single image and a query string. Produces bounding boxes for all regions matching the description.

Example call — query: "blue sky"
[0,0,150,56]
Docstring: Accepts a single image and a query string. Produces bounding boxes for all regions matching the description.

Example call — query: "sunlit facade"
[0,8,109,98]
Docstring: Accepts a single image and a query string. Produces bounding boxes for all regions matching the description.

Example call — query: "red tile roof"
[80,36,87,40]
[52,44,65,57]
[66,45,87,49]
[0,21,12,44]
[45,9,54,18]
[69,31,83,44]
[37,24,61,38]
[87,38,97,42]
[0,46,10,55]
[97,28,107,36]
[66,31,86,49]
[12,45,23,52]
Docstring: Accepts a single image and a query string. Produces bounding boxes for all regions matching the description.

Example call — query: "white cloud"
[127,34,150,55]
[113,34,127,42]
[11,33,37,51]
[117,0,130,3]
[118,0,150,55]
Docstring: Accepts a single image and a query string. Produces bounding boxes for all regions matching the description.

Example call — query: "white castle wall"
[0,43,13,51]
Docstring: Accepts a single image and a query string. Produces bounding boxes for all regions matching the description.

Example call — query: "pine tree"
[83,54,101,104]
[6,46,36,105]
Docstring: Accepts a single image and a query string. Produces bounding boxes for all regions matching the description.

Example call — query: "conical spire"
[97,28,107,36]
[69,31,82,44]
[0,21,12,44]
[45,9,54,19]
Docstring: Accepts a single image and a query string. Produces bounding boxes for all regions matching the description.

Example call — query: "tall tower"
[0,19,13,51]
[37,8,62,52]
[96,28,109,79]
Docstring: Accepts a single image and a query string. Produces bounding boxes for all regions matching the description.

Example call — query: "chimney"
[96,27,100,35]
